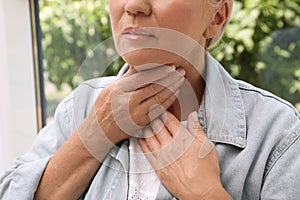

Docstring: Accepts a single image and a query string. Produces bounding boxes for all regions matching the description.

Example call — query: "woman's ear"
[203,0,231,40]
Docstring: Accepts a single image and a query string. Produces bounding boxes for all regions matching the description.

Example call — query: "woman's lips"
[122,27,157,41]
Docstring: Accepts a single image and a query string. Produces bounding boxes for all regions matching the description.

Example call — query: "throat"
[168,78,205,121]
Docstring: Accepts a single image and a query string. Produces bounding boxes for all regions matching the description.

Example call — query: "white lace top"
[128,137,160,200]
[128,121,187,200]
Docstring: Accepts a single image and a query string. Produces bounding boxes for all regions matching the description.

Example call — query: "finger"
[141,77,183,112]
[139,138,151,154]
[132,69,185,103]
[142,76,184,104]
[142,126,161,152]
[140,138,171,170]
[139,139,165,170]
[164,111,182,137]
[117,65,176,92]
[187,111,215,159]
[150,118,173,147]
[145,90,179,122]
[187,111,205,140]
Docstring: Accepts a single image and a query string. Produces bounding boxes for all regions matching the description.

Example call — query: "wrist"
[202,184,232,200]
[179,184,232,200]
[77,112,115,162]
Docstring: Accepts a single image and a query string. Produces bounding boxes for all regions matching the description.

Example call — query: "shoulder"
[56,76,118,132]
[78,76,118,89]
[236,79,300,174]
[236,79,300,120]
[62,76,117,107]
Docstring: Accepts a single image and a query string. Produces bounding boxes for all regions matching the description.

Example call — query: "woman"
[1,0,300,199]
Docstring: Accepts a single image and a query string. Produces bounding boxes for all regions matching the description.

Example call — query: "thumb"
[187,111,215,159]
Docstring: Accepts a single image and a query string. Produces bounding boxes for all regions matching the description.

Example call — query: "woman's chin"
[121,49,177,68]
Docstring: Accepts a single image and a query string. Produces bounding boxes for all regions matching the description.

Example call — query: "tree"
[211,0,300,105]
[40,0,122,90]
[40,0,300,105]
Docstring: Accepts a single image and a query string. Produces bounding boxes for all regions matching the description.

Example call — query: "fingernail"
[138,139,143,144]
[191,111,198,122]
[177,68,186,76]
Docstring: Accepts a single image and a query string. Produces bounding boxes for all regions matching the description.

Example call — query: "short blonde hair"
[206,0,233,49]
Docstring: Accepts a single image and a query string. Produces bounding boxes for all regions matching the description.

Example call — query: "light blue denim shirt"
[1,53,300,200]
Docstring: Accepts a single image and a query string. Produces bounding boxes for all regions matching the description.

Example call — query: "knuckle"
[136,114,150,127]
[149,84,157,95]
[154,94,163,103]
[150,83,160,94]
[159,90,170,102]
[137,72,145,83]
[163,95,175,108]
[155,78,167,88]
[136,73,144,82]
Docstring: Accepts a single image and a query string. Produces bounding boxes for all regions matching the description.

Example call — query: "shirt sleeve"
[0,94,74,200]
[261,125,300,199]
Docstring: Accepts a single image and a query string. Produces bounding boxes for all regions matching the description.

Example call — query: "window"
[0,0,39,173]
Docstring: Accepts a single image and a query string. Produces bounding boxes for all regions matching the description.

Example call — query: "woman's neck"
[168,68,205,121]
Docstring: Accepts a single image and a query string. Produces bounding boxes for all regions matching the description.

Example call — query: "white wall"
[0,0,38,174]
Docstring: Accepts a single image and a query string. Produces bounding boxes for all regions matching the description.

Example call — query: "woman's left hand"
[139,111,229,199]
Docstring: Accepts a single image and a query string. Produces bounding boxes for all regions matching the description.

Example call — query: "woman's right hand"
[35,65,185,199]
[90,64,185,144]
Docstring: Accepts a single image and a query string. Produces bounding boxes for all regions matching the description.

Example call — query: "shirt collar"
[117,63,129,77]
[116,53,247,149]
[200,52,246,148]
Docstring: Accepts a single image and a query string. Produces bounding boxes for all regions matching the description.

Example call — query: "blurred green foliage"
[40,0,122,90]
[40,0,300,105]
[211,0,300,105]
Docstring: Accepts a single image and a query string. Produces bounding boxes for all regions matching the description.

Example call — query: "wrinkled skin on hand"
[90,64,185,144]
[140,111,221,199]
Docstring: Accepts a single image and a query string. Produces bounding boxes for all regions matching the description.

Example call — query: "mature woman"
[1,0,300,199]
